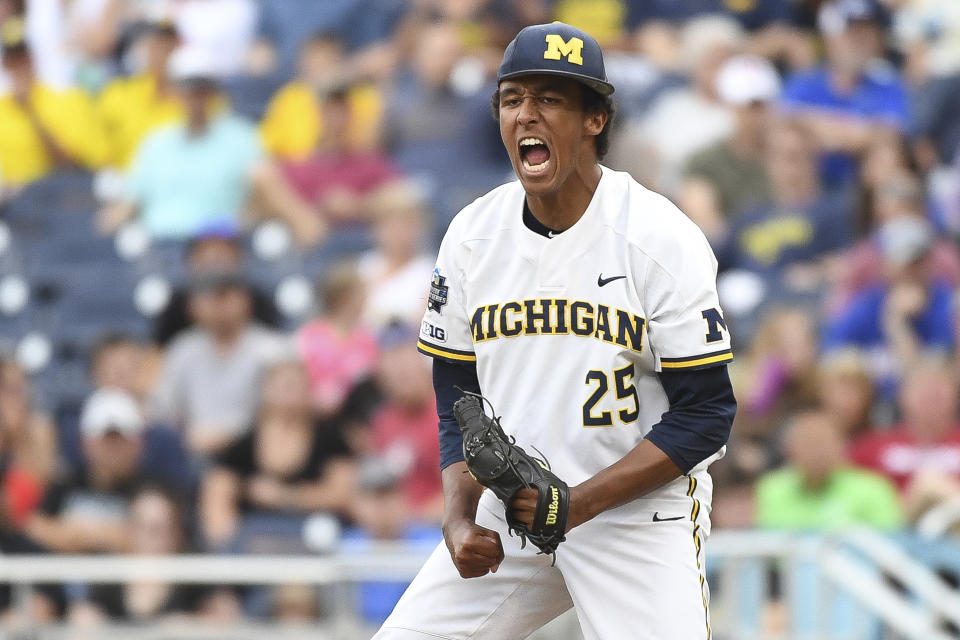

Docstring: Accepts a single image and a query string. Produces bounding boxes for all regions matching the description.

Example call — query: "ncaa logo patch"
[428,268,449,314]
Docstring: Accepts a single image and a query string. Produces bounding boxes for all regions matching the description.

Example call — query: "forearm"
[441,462,485,527]
[570,439,682,526]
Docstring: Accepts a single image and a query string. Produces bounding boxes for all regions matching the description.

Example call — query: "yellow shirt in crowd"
[259,81,382,160]
[0,84,109,185]
[96,74,184,168]
[554,0,626,46]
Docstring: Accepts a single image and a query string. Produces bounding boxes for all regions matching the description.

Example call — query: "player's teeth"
[520,137,545,147]
[522,158,550,171]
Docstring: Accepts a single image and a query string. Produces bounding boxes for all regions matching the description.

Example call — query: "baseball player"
[375,22,736,640]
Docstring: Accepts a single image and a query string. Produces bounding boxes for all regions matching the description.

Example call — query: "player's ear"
[583,109,606,137]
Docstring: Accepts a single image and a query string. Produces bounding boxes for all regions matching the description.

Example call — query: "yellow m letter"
[543,34,584,66]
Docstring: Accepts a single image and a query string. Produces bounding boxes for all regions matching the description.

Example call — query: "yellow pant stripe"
[688,476,711,639]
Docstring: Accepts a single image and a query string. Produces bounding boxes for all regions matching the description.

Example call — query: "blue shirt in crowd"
[780,65,910,186]
[716,191,854,275]
[823,281,956,353]
[126,114,263,239]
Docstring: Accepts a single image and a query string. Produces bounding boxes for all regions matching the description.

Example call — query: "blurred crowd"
[1,0,960,631]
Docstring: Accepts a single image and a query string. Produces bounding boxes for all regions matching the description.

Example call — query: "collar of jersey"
[510,165,613,263]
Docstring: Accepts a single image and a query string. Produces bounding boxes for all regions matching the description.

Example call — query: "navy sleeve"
[433,358,481,469]
[645,365,737,474]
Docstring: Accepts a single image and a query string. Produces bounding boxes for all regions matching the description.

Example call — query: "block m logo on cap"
[543,34,583,66]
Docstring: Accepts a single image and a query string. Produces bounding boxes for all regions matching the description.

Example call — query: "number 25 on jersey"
[583,363,640,427]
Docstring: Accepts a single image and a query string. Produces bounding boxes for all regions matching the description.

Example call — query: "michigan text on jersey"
[470,298,645,352]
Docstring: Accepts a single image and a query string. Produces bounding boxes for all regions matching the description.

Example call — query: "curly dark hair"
[490,82,616,161]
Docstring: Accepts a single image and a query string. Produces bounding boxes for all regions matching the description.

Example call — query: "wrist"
[566,483,598,530]
[442,513,474,534]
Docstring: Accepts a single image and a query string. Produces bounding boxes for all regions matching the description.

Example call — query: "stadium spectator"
[848,357,960,492]
[715,120,853,293]
[779,0,909,187]
[280,87,398,223]
[756,409,903,530]
[24,388,147,553]
[98,45,324,245]
[260,32,383,160]
[823,216,955,394]
[358,181,434,331]
[95,17,183,169]
[368,323,443,521]
[152,225,282,347]
[680,53,780,240]
[296,262,378,417]
[0,358,57,529]
[892,0,960,168]
[68,485,240,625]
[853,132,921,237]
[829,170,960,314]
[720,307,818,483]
[342,459,441,624]
[637,15,740,191]
[382,21,508,224]
[735,307,819,426]
[0,15,108,189]
[89,332,152,401]
[150,268,289,457]
[270,583,320,623]
[815,349,876,439]
[199,360,356,549]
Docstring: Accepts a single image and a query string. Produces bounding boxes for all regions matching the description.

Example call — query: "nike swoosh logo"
[597,274,627,287]
[652,512,685,522]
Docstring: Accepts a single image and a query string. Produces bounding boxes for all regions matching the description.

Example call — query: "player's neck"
[524,163,602,232]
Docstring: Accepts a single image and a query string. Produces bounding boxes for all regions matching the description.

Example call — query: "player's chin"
[514,157,557,192]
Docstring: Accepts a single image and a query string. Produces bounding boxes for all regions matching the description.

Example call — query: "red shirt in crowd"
[371,400,441,513]
[281,151,398,206]
[848,424,960,490]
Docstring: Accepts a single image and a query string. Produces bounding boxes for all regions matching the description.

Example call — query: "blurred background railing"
[3,530,960,640]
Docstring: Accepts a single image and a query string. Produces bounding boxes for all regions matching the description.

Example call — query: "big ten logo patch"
[543,34,584,66]
[422,321,447,343]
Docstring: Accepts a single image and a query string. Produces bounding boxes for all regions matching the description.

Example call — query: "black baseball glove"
[453,392,569,562]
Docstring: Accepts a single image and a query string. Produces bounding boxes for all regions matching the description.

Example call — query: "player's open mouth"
[519,137,551,174]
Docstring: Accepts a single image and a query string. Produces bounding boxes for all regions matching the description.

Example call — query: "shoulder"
[441,179,524,246]
[138,122,182,152]
[836,466,897,491]
[611,171,716,278]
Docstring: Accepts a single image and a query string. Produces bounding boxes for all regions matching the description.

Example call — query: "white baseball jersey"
[417,165,732,497]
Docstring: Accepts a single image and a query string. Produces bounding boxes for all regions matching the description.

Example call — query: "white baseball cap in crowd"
[167,45,222,85]
[80,388,145,438]
[715,54,782,106]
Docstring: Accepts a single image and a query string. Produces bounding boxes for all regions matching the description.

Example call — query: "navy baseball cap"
[498,22,614,96]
